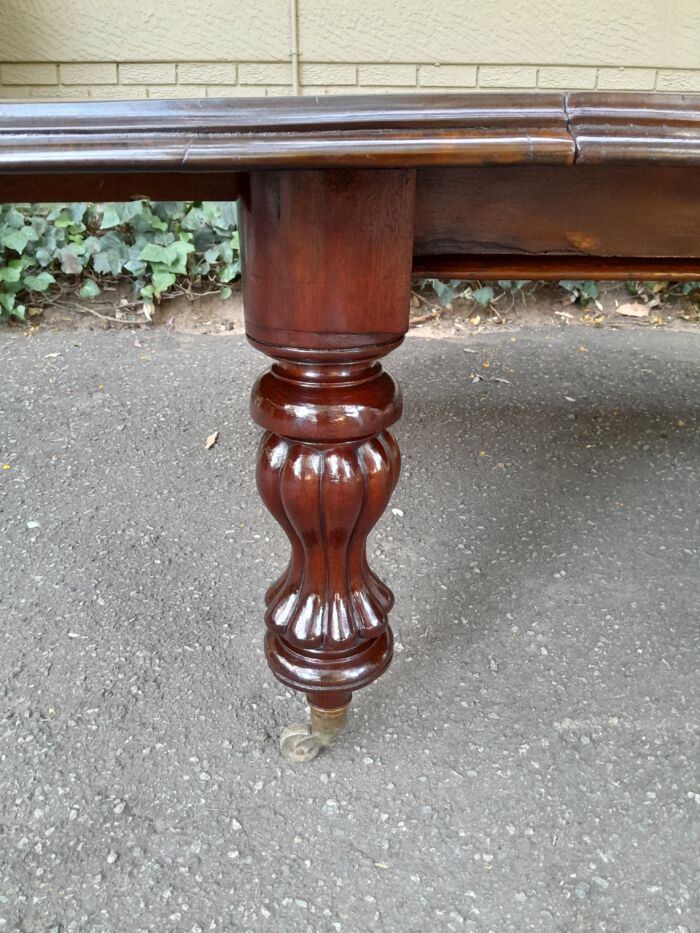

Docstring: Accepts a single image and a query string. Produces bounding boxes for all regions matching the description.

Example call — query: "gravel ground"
[1,325,698,933]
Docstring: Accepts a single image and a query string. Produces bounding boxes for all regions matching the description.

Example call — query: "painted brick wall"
[1,1,698,100]
[4,62,700,101]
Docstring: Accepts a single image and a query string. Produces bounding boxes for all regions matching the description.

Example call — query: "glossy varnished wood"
[240,169,415,352]
[243,169,415,708]
[568,93,700,164]
[0,94,573,181]
[2,91,699,722]
[0,94,569,134]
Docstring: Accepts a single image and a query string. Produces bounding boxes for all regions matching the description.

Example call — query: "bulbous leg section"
[251,353,403,756]
[257,431,399,665]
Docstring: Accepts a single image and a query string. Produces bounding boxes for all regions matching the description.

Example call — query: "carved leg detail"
[250,355,402,758]
[258,431,399,649]
[240,167,415,759]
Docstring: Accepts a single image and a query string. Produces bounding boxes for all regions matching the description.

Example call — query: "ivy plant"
[0,200,240,322]
[420,278,527,309]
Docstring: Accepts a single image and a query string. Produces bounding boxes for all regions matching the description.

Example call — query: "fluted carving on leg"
[250,354,402,697]
[257,432,400,651]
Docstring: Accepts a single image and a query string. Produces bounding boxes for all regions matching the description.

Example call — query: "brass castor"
[279,705,349,763]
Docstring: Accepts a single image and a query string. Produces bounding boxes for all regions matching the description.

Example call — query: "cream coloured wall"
[1,0,698,100]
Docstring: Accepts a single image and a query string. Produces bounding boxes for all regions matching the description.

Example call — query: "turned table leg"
[240,167,415,759]
[253,353,402,760]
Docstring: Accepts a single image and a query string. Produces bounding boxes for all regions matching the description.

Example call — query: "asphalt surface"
[1,325,698,933]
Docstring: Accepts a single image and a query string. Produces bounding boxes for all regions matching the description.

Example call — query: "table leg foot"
[279,702,350,763]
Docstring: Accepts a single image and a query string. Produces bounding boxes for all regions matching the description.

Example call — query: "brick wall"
[1,0,698,101]
[2,62,699,101]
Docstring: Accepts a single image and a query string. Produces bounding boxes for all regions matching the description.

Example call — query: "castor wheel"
[279,704,350,763]
[280,723,322,763]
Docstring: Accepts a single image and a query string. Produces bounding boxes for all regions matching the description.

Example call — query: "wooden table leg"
[240,167,416,760]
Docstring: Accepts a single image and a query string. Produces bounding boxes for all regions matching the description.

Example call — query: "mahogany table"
[2,92,698,760]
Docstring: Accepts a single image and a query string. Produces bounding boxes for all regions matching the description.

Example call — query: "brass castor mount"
[279,704,349,763]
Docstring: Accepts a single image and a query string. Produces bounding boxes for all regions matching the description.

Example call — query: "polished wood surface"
[1,91,698,725]
[243,169,414,710]
[568,93,700,164]
[3,92,700,185]
[0,94,573,177]
[240,169,415,352]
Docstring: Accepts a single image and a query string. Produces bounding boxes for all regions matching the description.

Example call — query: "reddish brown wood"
[412,254,700,280]
[243,169,415,708]
[0,171,241,204]
[1,92,697,195]
[414,164,700,259]
[2,91,700,735]
[256,387,400,703]
[567,93,700,164]
[0,94,573,183]
[240,169,415,352]
[0,93,568,134]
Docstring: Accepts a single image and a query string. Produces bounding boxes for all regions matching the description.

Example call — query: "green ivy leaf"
[139,240,194,274]
[92,232,129,275]
[427,279,462,306]
[54,210,84,230]
[124,258,147,275]
[34,247,54,267]
[138,242,173,264]
[214,201,237,230]
[4,207,26,229]
[0,261,22,284]
[79,279,101,298]
[151,269,176,295]
[100,205,122,229]
[2,227,33,253]
[118,200,147,224]
[2,199,240,325]
[23,271,55,292]
[68,202,88,223]
[218,261,240,283]
[219,286,232,300]
[181,206,205,230]
[58,246,85,275]
[472,286,494,308]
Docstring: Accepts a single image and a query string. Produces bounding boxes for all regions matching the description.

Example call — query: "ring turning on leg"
[252,356,401,729]
[240,167,415,757]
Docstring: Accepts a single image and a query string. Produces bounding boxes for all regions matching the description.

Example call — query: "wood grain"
[412,254,700,281]
[244,168,415,707]
[241,168,416,352]
[3,90,700,721]
[414,164,700,259]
